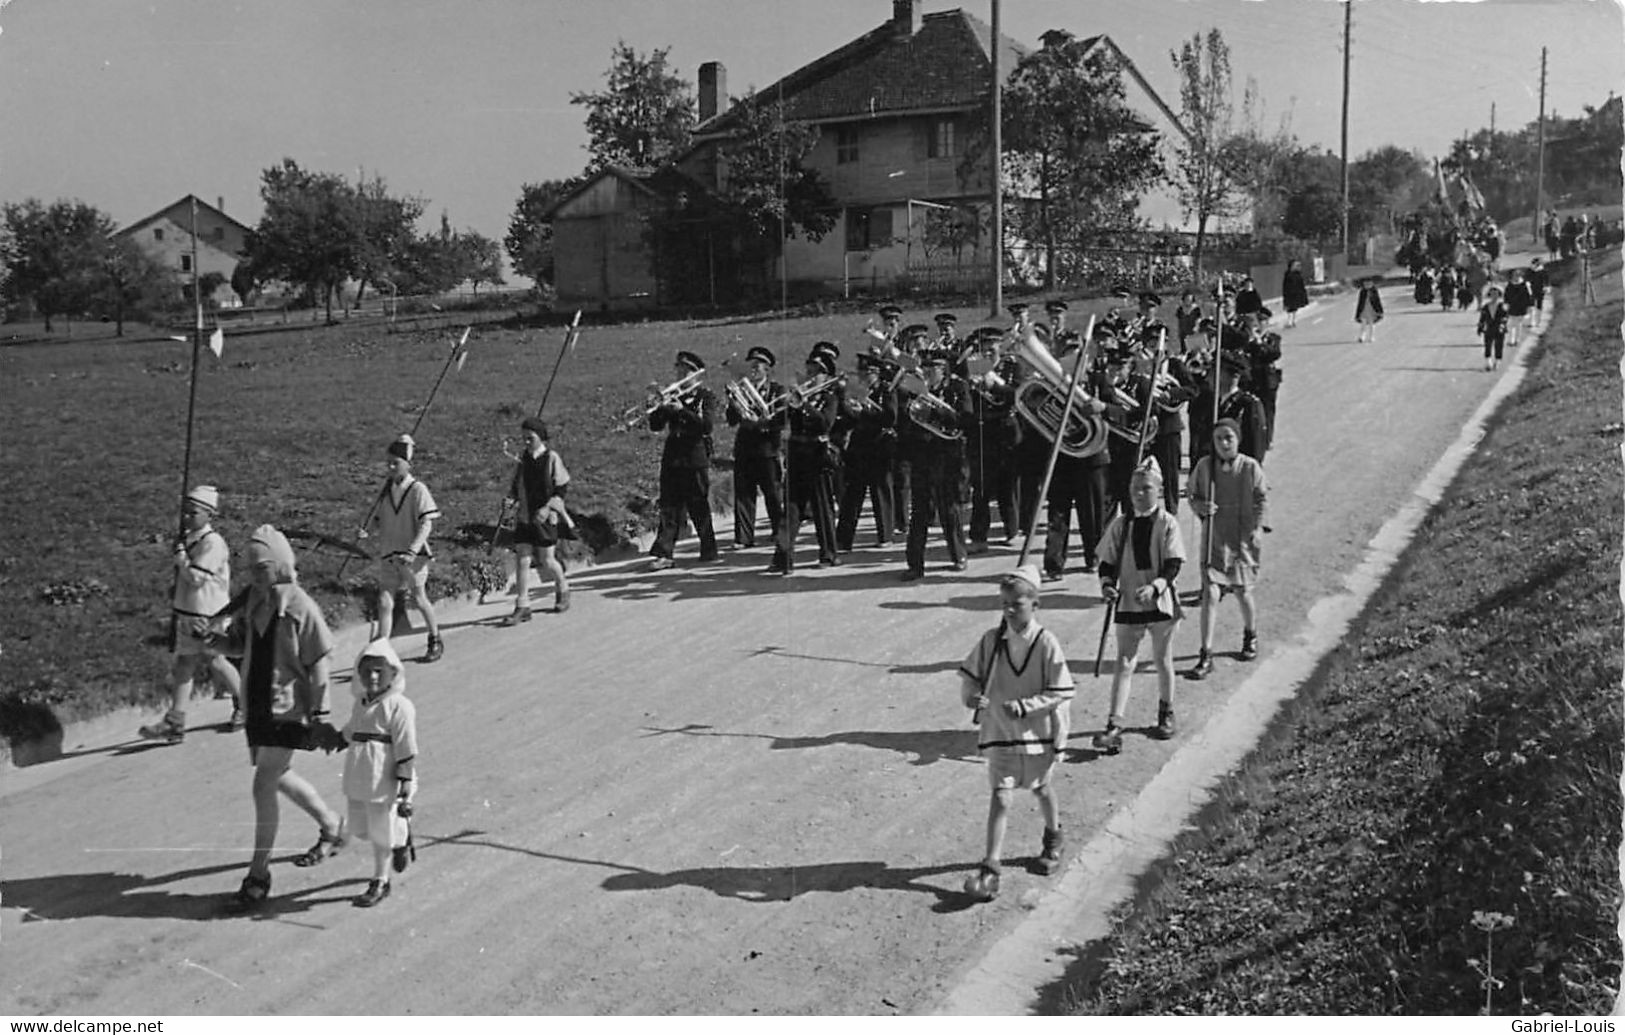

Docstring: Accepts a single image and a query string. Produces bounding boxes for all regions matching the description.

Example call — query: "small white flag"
[208,327,224,358]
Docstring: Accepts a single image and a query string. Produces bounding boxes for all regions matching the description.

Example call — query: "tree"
[230,258,259,306]
[1170,29,1245,276]
[461,230,504,296]
[350,171,424,307]
[244,159,362,323]
[1,198,120,332]
[1348,145,1429,239]
[570,41,694,171]
[505,178,579,288]
[644,91,837,304]
[1283,180,1344,243]
[98,234,175,336]
[994,32,1165,290]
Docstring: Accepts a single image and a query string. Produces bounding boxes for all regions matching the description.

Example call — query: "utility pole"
[989,0,1004,317]
[1339,0,1351,261]
[1534,46,1548,244]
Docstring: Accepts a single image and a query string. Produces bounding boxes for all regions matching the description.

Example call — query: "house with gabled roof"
[115,194,253,306]
[546,1,1243,309]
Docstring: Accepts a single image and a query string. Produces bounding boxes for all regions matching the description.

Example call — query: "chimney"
[1040,29,1073,49]
[216,196,224,213]
[699,61,727,122]
[891,0,920,38]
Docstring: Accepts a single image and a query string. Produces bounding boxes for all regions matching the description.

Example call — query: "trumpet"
[615,369,704,431]
[725,376,775,423]
[774,373,841,415]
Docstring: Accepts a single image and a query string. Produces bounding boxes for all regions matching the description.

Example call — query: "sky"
[0,0,1621,252]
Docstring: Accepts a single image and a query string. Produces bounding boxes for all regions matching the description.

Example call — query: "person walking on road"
[1354,276,1384,342]
[367,435,444,663]
[648,351,719,570]
[1478,285,1511,372]
[217,525,346,911]
[339,638,419,908]
[1185,420,1268,681]
[958,564,1074,903]
[1281,259,1309,328]
[500,416,573,623]
[141,484,243,743]
[1092,461,1186,755]
[1502,269,1534,347]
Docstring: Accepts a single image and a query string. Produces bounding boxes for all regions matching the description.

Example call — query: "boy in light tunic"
[368,434,444,663]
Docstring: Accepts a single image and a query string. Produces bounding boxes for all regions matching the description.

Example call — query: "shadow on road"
[637,722,981,767]
[2,862,359,924]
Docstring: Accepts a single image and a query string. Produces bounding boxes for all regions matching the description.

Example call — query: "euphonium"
[725,376,774,423]
[1010,326,1109,458]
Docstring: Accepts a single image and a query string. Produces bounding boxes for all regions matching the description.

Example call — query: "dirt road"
[1,267,1535,1015]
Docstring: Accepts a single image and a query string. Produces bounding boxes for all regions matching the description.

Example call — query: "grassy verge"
[1062,250,1623,1015]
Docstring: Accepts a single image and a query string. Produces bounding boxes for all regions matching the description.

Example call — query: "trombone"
[615,369,705,432]
[772,373,841,416]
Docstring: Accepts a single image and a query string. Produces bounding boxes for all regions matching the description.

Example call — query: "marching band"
[635,287,1284,584]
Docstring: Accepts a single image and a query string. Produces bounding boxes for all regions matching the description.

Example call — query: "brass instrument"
[1010,324,1109,458]
[896,369,964,441]
[725,376,775,423]
[614,369,704,432]
[772,373,841,416]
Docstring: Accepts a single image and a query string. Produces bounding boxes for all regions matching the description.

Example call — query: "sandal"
[230,871,271,910]
[292,816,347,868]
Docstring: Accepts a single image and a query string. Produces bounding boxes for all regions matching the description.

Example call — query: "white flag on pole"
[208,327,224,358]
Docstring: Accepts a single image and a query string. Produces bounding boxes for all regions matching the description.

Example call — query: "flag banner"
[208,327,224,358]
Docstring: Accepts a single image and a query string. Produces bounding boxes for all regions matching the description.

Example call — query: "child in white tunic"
[342,639,419,907]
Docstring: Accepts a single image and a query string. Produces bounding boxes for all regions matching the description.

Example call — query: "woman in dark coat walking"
[1280,259,1309,327]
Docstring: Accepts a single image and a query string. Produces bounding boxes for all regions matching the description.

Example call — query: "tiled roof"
[696,9,1033,134]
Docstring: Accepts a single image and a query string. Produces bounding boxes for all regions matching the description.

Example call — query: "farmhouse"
[548,1,1236,311]
[116,194,251,307]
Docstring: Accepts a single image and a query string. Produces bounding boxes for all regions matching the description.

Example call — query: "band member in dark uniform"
[900,347,973,580]
[1149,324,1197,513]
[771,349,842,573]
[1043,299,1070,338]
[963,327,1021,552]
[649,350,718,569]
[1187,317,1219,474]
[1213,349,1269,464]
[836,352,900,550]
[876,303,904,348]
[724,345,786,551]
[889,325,931,536]
[1102,340,1155,518]
[934,312,960,354]
[1241,314,1282,455]
[1040,327,1110,581]
[813,340,852,508]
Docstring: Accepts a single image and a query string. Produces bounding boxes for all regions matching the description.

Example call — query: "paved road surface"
[0,262,1538,1015]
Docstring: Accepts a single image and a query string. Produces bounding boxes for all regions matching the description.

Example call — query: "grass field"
[2,293,1161,743]
[1060,249,1623,1015]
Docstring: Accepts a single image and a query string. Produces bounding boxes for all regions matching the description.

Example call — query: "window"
[153,228,164,241]
[213,227,225,241]
[836,127,859,165]
[180,254,192,273]
[845,207,895,251]
[927,118,958,159]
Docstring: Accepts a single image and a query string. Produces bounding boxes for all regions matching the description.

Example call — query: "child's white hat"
[1005,564,1043,595]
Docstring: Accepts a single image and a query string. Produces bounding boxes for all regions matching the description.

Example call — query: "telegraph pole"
[1339,0,1351,261]
[1534,46,1548,244]
[989,0,1004,317]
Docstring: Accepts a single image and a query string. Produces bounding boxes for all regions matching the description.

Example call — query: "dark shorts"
[246,719,312,751]
[513,518,560,549]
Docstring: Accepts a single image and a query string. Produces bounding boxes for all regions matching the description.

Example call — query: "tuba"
[725,376,775,423]
[1010,324,1109,458]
